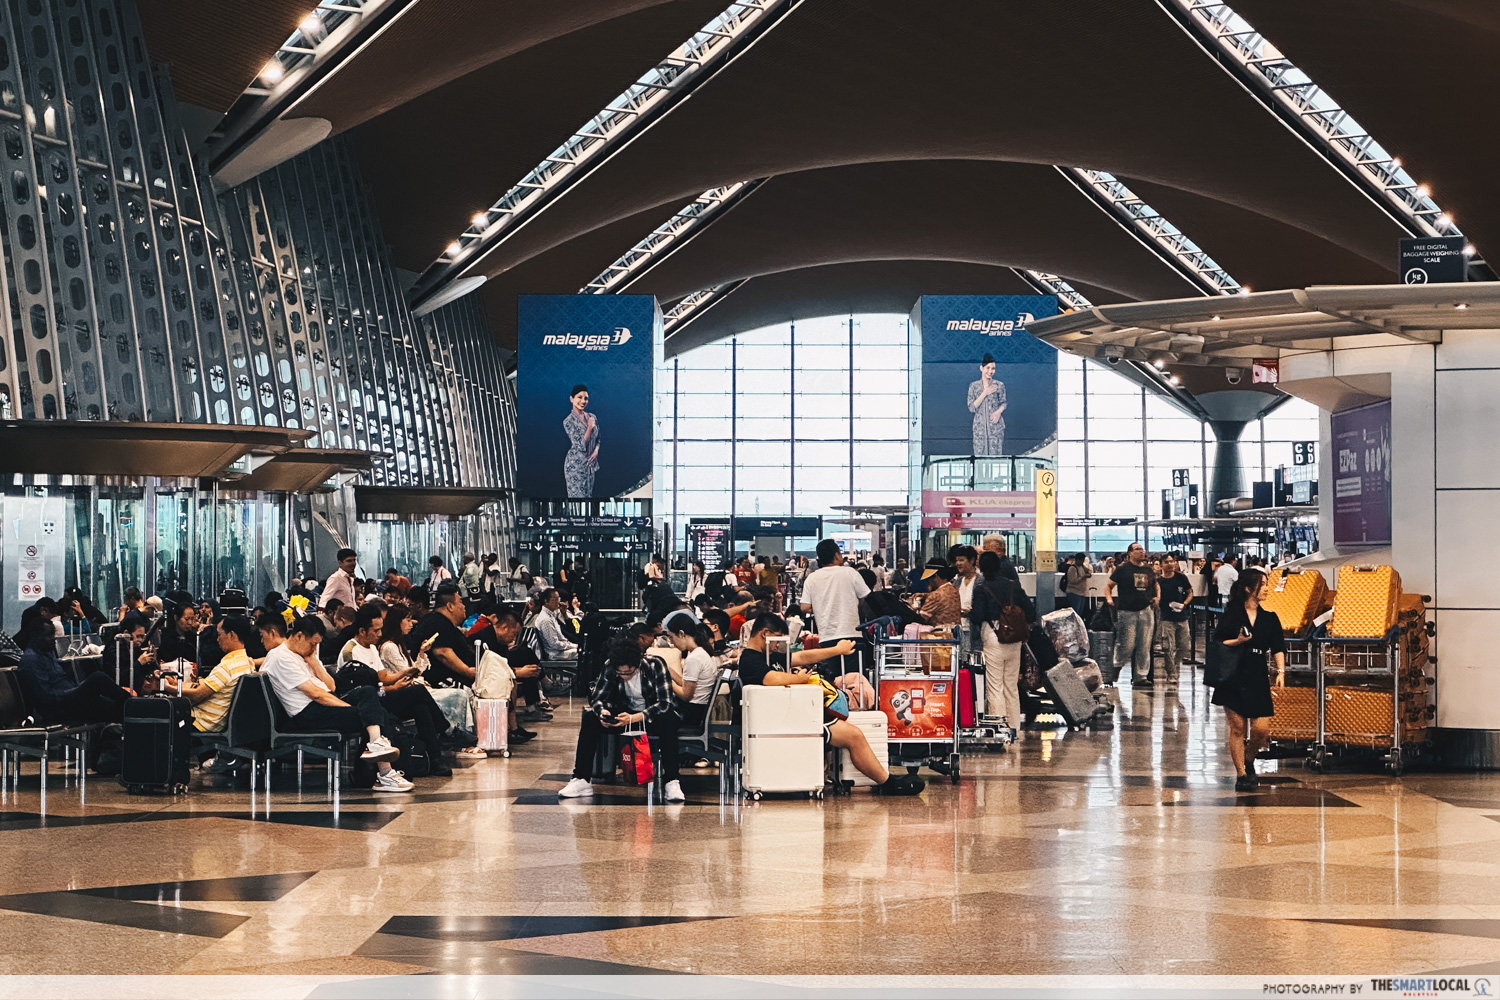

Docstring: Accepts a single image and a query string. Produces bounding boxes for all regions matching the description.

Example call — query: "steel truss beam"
[1160,0,1486,272]
[409,0,799,311]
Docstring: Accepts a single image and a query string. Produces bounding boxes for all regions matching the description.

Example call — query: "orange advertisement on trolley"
[879,678,954,741]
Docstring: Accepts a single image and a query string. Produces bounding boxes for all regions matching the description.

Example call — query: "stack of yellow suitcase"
[1321,567,1433,750]
[1263,569,1329,744]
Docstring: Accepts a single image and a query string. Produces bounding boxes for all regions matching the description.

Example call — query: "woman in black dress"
[1211,568,1286,791]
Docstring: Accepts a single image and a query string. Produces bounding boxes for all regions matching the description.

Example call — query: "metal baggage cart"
[1310,610,1435,775]
[873,637,962,784]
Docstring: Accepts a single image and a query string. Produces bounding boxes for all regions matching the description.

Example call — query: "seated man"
[410,586,477,687]
[334,604,453,777]
[181,614,256,733]
[559,638,684,803]
[487,608,550,730]
[262,616,413,792]
[319,605,358,665]
[534,589,579,660]
[16,611,132,727]
[739,613,923,796]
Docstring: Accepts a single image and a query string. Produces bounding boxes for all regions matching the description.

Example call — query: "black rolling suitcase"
[1040,662,1097,731]
[121,695,193,794]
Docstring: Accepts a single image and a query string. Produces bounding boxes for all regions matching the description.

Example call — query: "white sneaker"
[373,769,414,792]
[663,779,685,803]
[361,736,400,762]
[558,777,594,798]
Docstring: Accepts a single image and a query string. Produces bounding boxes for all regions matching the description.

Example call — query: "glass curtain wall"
[658,317,1320,562]
[657,314,911,551]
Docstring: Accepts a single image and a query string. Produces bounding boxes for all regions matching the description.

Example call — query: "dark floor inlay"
[0,891,248,937]
[1304,918,1500,939]
[75,870,317,902]
[377,914,725,942]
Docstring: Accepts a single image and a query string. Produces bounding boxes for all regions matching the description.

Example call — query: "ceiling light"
[445,241,461,257]
[471,212,488,229]
[258,59,285,85]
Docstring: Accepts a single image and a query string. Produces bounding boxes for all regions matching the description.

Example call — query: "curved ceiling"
[438,0,1405,285]
[350,0,726,271]
[660,261,1041,357]
[1229,0,1500,262]
[136,0,309,113]
[135,0,1494,366]
[294,1,713,133]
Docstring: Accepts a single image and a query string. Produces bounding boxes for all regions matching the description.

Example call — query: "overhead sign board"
[731,516,822,536]
[1400,236,1467,284]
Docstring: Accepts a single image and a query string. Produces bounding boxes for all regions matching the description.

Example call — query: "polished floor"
[4,663,1500,987]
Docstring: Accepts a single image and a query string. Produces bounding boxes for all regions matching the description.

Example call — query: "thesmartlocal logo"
[541,327,633,352]
[945,314,1035,336]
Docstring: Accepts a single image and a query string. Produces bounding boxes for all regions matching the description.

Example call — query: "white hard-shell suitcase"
[475,698,510,757]
[839,709,889,789]
[741,685,825,799]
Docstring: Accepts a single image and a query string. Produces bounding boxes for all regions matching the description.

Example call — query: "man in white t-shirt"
[799,538,875,706]
[261,617,413,792]
[1214,557,1240,607]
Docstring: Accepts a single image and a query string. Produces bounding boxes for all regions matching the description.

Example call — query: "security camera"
[1225,367,1242,385]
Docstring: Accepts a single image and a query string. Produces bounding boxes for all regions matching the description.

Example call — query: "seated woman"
[559,638,684,802]
[662,611,721,729]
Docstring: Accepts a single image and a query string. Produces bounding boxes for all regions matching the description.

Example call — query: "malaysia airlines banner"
[910,295,1059,458]
[516,294,661,499]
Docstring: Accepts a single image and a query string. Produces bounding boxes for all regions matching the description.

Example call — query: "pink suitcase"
[475,698,510,757]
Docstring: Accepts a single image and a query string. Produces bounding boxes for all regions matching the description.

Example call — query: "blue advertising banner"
[517,295,660,499]
[911,295,1058,458]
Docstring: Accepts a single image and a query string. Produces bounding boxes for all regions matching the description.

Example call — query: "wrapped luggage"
[1041,608,1089,662]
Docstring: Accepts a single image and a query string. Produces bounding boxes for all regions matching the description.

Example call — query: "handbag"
[809,674,850,721]
[619,730,654,785]
[1202,640,1241,687]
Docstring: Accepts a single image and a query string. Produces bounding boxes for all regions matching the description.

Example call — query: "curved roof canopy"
[138,0,1494,373]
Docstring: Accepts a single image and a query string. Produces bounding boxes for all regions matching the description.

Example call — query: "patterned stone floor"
[3,663,1500,987]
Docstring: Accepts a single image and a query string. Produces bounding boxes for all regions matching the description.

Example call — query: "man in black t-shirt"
[1155,551,1194,687]
[410,587,475,687]
[738,614,923,796]
[1105,542,1159,687]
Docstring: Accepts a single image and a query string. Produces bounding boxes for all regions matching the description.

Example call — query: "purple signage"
[1332,400,1391,546]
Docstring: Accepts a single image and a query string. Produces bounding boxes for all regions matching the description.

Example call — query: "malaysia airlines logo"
[541,326,633,351]
[945,313,1034,336]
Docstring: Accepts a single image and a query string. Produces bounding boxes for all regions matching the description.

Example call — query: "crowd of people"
[3,536,1284,796]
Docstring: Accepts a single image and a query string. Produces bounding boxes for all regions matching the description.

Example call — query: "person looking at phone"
[558,638,684,802]
[409,585,477,686]
[1211,568,1286,792]
[1155,552,1193,688]
[737,614,924,796]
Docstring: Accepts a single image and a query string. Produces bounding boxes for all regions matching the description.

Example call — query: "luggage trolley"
[873,637,962,784]
[1310,620,1434,775]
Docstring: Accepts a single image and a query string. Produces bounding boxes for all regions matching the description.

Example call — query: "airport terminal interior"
[3,1,1500,997]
